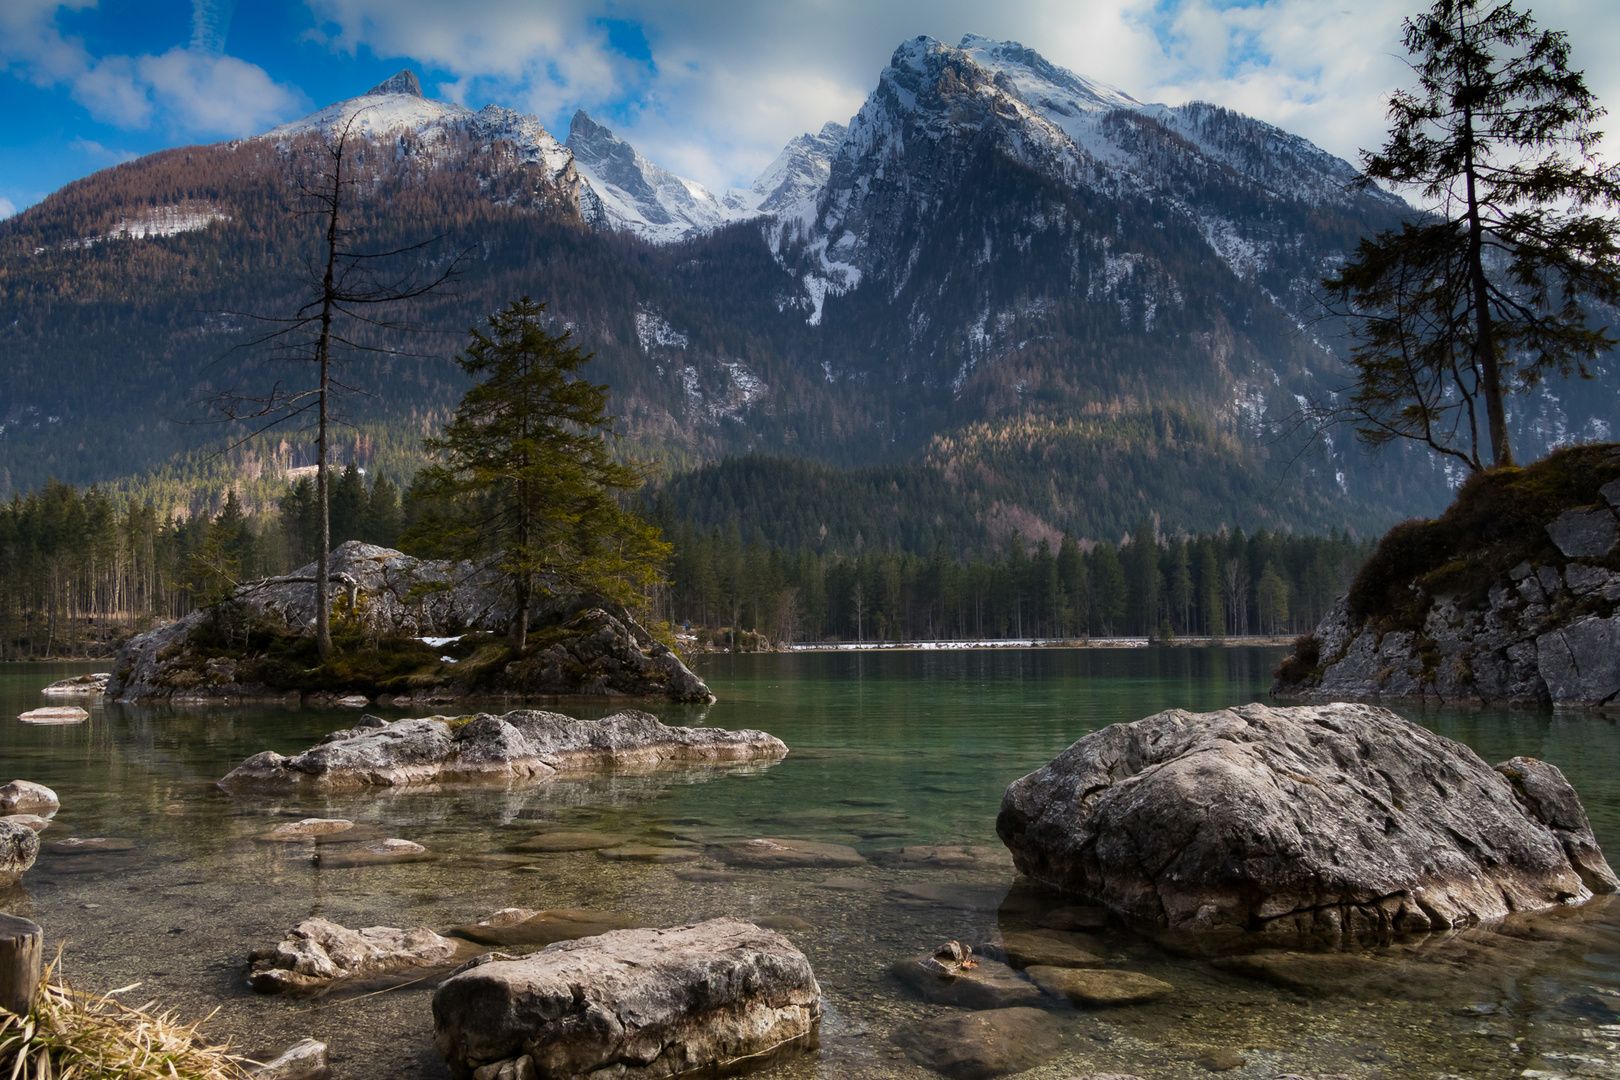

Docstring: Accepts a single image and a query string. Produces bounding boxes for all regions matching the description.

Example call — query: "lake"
[4,648,1620,1079]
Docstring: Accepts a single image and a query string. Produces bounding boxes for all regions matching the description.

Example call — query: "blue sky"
[3,0,1617,218]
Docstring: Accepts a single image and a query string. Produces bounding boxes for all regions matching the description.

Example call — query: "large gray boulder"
[431,918,820,1080]
[997,702,1617,948]
[0,819,40,887]
[218,710,788,794]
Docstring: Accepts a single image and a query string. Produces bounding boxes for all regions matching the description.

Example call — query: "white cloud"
[0,196,16,220]
[0,0,305,138]
[301,0,1620,193]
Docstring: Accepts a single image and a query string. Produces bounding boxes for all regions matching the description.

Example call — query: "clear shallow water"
[3,650,1620,1079]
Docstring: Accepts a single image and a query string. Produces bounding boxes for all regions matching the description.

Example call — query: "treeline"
[654,515,1371,644]
[1,467,1370,656]
[0,466,402,657]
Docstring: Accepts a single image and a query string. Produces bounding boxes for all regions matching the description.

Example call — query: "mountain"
[1,40,1612,545]
[566,111,753,242]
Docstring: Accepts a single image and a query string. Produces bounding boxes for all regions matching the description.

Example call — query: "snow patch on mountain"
[635,308,688,351]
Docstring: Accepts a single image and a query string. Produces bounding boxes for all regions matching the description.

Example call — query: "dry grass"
[0,963,257,1080]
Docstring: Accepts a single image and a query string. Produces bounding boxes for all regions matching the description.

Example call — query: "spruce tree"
[403,297,668,650]
[1326,0,1620,470]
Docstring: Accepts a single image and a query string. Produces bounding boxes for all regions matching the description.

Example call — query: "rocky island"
[1273,444,1620,707]
[106,542,712,705]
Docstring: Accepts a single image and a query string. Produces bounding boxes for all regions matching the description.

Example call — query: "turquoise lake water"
[4,648,1620,1079]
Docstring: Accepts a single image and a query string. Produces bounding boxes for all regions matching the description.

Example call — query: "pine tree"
[403,297,668,650]
[1325,0,1620,470]
[330,461,367,545]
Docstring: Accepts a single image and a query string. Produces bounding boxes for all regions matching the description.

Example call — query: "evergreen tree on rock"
[1326,0,1620,470]
[404,297,668,650]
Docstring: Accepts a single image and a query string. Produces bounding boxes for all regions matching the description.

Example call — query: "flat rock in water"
[0,780,58,813]
[891,953,1043,1009]
[710,838,865,868]
[248,917,463,995]
[446,908,641,948]
[1024,965,1174,1006]
[47,836,137,855]
[0,819,40,886]
[749,915,814,931]
[817,874,882,891]
[894,1007,1063,1080]
[314,838,433,868]
[1211,950,1462,1001]
[998,930,1104,969]
[869,844,1012,871]
[673,868,755,884]
[219,710,786,794]
[511,831,633,853]
[41,673,109,695]
[18,706,88,724]
[893,882,1009,910]
[1041,905,1111,931]
[432,918,820,1080]
[597,844,701,863]
[998,702,1619,947]
[255,818,364,843]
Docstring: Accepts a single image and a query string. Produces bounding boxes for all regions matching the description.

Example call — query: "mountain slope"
[2,41,1610,541]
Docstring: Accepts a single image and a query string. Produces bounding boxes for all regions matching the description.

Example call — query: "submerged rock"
[0,819,40,887]
[217,709,787,794]
[1024,965,1174,1006]
[997,702,1618,948]
[248,917,465,995]
[894,1007,1064,1080]
[445,908,641,948]
[710,838,865,868]
[891,951,1043,1009]
[432,918,820,1080]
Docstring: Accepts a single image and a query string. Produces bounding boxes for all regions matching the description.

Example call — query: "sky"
[2,0,1618,219]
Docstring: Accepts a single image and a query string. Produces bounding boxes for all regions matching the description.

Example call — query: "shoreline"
[690,636,1293,654]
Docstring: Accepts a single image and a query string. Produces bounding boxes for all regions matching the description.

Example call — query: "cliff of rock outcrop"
[1273,444,1620,708]
[106,542,712,704]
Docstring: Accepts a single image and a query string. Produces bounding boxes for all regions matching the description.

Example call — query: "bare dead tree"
[199,113,467,657]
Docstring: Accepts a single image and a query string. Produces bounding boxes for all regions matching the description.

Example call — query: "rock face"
[0,819,40,887]
[1274,445,1620,708]
[248,918,463,994]
[218,710,788,794]
[40,672,109,695]
[432,918,820,1080]
[106,542,712,703]
[996,703,1618,948]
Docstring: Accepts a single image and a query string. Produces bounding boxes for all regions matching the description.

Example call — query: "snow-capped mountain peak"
[726,121,846,219]
[266,69,474,141]
[567,111,756,244]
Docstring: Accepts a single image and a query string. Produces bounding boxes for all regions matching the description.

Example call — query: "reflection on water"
[3,651,1620,1078]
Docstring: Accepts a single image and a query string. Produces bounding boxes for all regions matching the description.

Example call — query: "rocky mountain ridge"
[3,34,1612,539]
